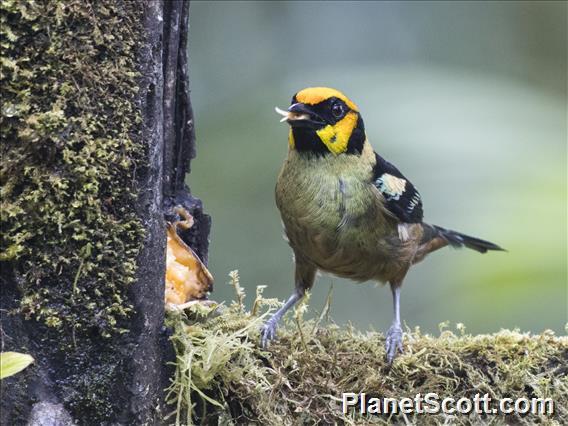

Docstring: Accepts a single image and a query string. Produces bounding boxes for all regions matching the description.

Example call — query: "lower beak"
[274,106,310,123]
[274,103,324,128]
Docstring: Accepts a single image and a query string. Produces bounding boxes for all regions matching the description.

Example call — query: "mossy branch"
[165,275,567,425]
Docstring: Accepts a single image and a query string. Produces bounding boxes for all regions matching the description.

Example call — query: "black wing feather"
[372,152,423,223]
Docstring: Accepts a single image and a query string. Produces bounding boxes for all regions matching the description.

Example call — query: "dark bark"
[162,0,211,265]
[0,0,208,424]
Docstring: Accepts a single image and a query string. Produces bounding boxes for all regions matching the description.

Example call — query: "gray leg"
[260,259,316,348]
[385,283,403,363]
[260,289,303,348]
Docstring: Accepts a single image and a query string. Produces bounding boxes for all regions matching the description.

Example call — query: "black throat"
[292,127,329,157]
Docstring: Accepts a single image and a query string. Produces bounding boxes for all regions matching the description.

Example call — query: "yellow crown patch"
[295,87,359,112]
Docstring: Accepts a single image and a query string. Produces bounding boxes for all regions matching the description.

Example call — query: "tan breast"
[275,145,417,283]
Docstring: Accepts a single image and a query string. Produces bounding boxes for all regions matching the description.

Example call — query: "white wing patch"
[376,173,407,200]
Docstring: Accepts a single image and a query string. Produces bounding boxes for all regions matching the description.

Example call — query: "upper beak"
[274,103,325,128]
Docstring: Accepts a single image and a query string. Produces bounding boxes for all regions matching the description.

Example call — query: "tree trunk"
[0,1,208,424]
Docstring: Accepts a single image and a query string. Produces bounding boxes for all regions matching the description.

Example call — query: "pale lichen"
[166,274,568,425]
[0,0,144,337]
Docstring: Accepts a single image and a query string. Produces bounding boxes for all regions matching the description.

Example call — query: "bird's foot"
[385,323,403,363]
[260,318,279,348]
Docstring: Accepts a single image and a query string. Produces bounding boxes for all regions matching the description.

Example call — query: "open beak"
[274,103,325,128]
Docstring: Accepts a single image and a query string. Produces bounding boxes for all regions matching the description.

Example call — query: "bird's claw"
[385,324,403,364]
[260,319,278,348]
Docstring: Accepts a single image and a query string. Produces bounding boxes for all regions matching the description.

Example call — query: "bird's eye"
[331,101,344,118]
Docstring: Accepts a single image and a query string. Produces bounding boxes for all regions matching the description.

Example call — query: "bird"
[260,87,504,363]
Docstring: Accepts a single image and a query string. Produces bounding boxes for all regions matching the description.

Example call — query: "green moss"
[166,273,568,425]
[0,0,144,337]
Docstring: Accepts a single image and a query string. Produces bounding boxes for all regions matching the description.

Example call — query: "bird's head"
[275,87,365,156]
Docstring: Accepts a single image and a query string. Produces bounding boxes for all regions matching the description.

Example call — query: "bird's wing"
[371,152,423,223]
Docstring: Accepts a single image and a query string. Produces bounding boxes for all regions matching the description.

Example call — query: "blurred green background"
[186,1,567,335]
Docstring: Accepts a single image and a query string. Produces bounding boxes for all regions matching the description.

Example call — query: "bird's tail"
[427,224,505,253]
